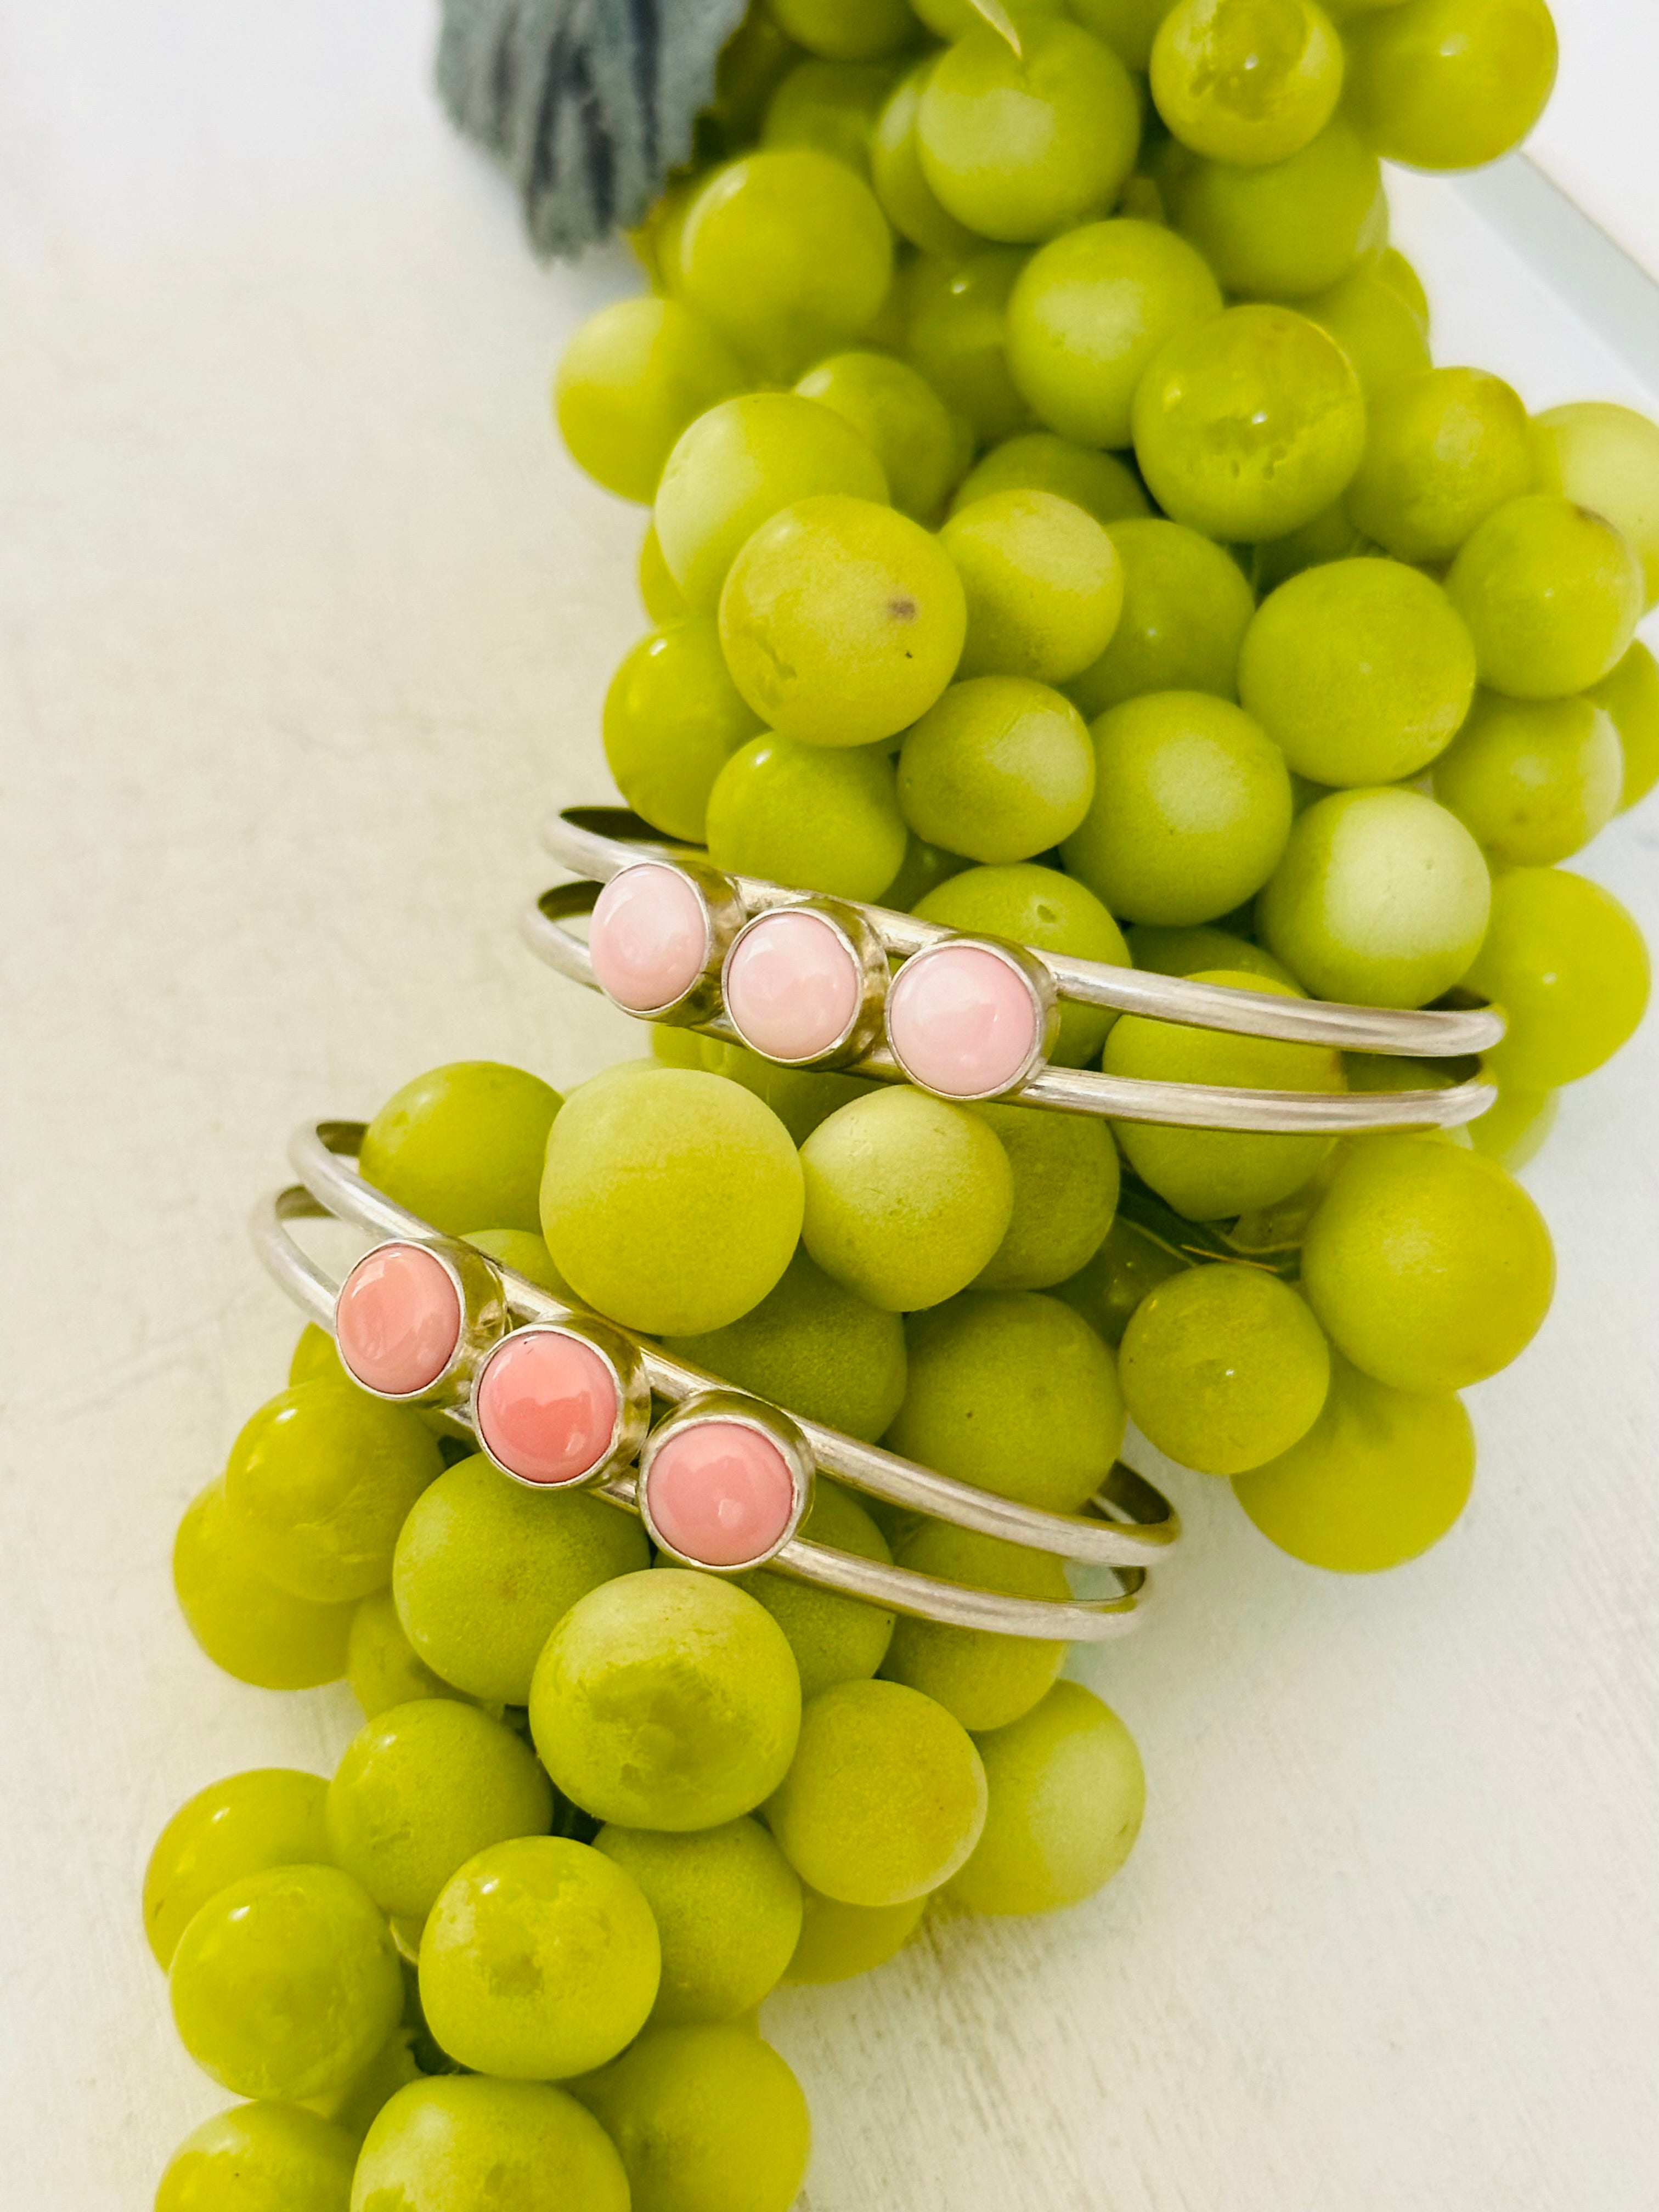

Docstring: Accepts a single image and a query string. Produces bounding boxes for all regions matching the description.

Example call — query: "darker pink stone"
[885,942,1040,1098]
[475,1327,620,1486]
[589,864,709,1013]
[644,1419,798,1568]
[335,1242,461,1397]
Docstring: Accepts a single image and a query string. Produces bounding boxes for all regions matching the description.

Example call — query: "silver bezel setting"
[720,895,890,1069]
[470,1316,651,1492]
[637,1388,815,1575]
[590,857,746,1028]
[334,1236,507,1412]
[883,933,1062,1103]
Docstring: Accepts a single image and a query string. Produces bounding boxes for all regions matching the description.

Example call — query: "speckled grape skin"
[594,1818,804,2024]
[1432,690,1622,866]
[351,2076,630,2212]
[1151,0,1345,168]
[1119,1262,1331,1474]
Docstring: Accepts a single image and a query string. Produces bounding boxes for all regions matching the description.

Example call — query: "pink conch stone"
[885,943,1040,1098]
[336,1243,461,1397]
[475,1329,620,1486]
[645,1420,798,1568]
[589,865,709,1013]
[725,909,861,1062]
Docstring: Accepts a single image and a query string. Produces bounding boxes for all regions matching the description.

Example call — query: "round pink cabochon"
[336,1243,461,1397]
[725,909,861,1063]
[475,1329,620,1486]
[589,865,709,1014]
[644,1420,799,1568]
[885,943,1040,1097]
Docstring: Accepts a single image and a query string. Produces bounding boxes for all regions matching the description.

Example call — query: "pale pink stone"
[475,1328,620,1486]
[336,1242,461,1397]
[589,865,708,1013]
[885,943,1040,1098]
[725,909,861,1063]
[644,1419,798,1568]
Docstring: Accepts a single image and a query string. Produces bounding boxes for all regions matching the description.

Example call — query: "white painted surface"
[0,5,1653,2208]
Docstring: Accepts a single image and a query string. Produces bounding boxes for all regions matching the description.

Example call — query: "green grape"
[602,620,764,842]
[639,522,686,625]
[870,60,979,259]
[678,150,894,382]
[1345,0,1558,172]
[594,1818,803,2024]
[1069,0,1178,65]
[573,2024,812,2212]
[1300,262,1431,399]
[766,1677,987,1903]
[771,0,914,59]
[1132,305,1366,541]
[800,1085,1015,1312]
[1054,1215,1189,1347]
[1068,518,1257,716]
[1259,787,1491,1007]
[719,495,967,746]
[734,1479,896,1700]
[897,675,1097,862]
[223,1380,441,1604]
[968,1099,1119,1289]
[541,1068,803,1336]
[530,1571,802,1829]
[1233,1350,1474,1570]
[911,0,1065,31]
[1103,970,1346,1218]
[170,1865,402,2100]
[882,1522,1069,1730]
[902,252,1034,467]
[1459,865,1651,1088]
[1588,641,1659,810]
[420,1837,660,2078]
[883,832,974,911]
[699,1043,884,1146]
[352,2078,629,2212]
[763,59,895,176]
[940,490,1122,688]
[711,4,805,137]
[664,1248,906,1443]
[707,731,909,900]
[1151,0,1344,166]
[795,351,960,521]
[950,430,1150,527]
[1062,692,1293,926]
[289,1321,347,1388]
[174,1480,355,1691]
[887,1288,1125,1513]
[1467,1077,1556,1171]
[309,2035,422,2148]
[1376,243,1430,330]
[1119,1261,1330,1473]
[1446,494,1643,701]
[947,1679,1144,1914]
[913,861,1131,1067]
[360,1062,563,1238]
[1532,400,1659,613]
[393,1454,649,1705]
[1249,498,1371,595]
[1005,219,1222,452]
[784,1883,924,1980]
[1345,366,1534,565]
[461,1227,570,1296]
[346,1588,467,1717]
[1169,119,1381,300]
[1127,923,1296,988]
[555,299,746,504]
[1433,689,1622,865]
[144,1770,330,1971]
[917,21,1141,244]
[1238,559,1477,786]
[156,2103,355,2212]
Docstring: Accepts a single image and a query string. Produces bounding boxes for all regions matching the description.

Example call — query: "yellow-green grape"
[1433,689,1622,866]
[554,299,746,504]
[1054,1215,1189,1347]
[1069,518,1257,717]
[1259,787,1491,1006]
[719,495,966,746]
[1249,498,1371,595]
[699,1043,883,1144]
[346,1588,467,1718]
[1133,305,1366,541]
[1238,559,1477,786]
[1169,120,1380,300]
[351,2078,629,2212]
[1588,641,1659,811]
[911,0,1065,31]
[940,490,1122,686]
[1103,971,1346,1218]
[144,1770,330,1971]
[1345,0,1558,172]
[461,1227,569,1295]
[735,1480,896,1700]
[884,832,974,911]
[639,522,687,624]
[882,1523,1069,1730]
[771,0,915,60]
[1445,493,1643,701]
[1468,1077,1556,1171]
[678,150,894,382]
[1005,219,1222,452]
[1300,263,1431,398]
[904,247,1034,446]
[763,59,895,177]
[174,1480,355,1691]
[795,351,960,521]
[360,1061,563,1238]
[541,1068,803,1336]
[1532,400,1659,612]
[531,1571,802,1829]
[766,1677,987,1903]
[664,1249,906,1443]
[1345,366,1534,565]
[800,1086,1015,1312]
[887,1288,1125,1513]
[602,620,764,842]
[170,1865,402,2101]
[223,1380,441,1605]
[573,2024,812,2212]
[947,1679,1144,1914]
[897,675,1097,862]
[156,2102,356,2212]
[913,861,1131,1066]
[1151,0,1344,166]
[1128,923,1296,988]
[1233,1350,1474,1570]
[420,1837,660,2078]
[1063,692,1293,926]
[289,1321,347,1388]
[870,60,979,258]
[968,1099,1119,1289]
[712,4,806,138]
[1466,865,1652,1087]
[1119,1261,1330,1473]
[706,732,909,899]
[1376,243,1430,330]
[917,21,1141,245]
[950,430,1150,526]
[1070,0,1178,65]
[303,2027,425,2147]
[594,1818,803,2024]
[785,1885,923,1982]
[1302,1134,1553,1389]
[392,1454,648,1705]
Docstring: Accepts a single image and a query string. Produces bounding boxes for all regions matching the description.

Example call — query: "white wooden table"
[1,5,1654,2207]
